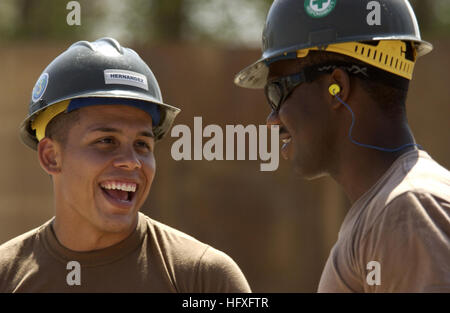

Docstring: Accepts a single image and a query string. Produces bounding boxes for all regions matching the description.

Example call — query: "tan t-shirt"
[0,212,251,293]
[318,150,450,292]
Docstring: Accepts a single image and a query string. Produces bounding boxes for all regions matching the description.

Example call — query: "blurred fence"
[0,40,449,292]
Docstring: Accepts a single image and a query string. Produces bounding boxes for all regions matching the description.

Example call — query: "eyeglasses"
[264,67,315,112]
[264,63,369,112]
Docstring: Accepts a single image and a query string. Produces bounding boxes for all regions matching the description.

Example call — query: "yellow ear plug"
[329,84,341,96]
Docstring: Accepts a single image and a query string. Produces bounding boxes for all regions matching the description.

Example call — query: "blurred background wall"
[0,0,449,292]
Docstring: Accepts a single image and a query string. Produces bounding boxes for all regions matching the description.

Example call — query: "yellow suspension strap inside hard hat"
[296,40,416,80]
[31,100,70,142]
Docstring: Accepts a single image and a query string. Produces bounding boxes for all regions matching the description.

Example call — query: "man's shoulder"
[141,213,207,247]
[388,151,450,202]
[381,190,449,227]
[0,221,51,287]
[329,152,450,292]
[0,222,49,258]
[140,213,237,264]
[368,151,450,213]
[139,212,216,264]
[353,151,449,239]
[138,213,251,292]
[363,160,450,244]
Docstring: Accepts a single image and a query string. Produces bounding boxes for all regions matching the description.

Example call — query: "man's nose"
[113,147,142,170]
[266,110,281,129]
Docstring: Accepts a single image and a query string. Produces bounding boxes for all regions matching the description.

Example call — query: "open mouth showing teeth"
[282,137,292,144]
[99,181,138,202]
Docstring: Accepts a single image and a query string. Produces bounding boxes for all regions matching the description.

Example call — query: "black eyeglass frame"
[264,62,379,112]
[264,66,319,112]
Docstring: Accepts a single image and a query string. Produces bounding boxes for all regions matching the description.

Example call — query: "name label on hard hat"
[104,69,148,91]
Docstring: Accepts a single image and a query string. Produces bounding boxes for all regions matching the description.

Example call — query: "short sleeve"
[194,246,251,293]
[360,192,450,292]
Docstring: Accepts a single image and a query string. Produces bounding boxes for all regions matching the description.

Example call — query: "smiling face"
[266,60,338,179]
[49,104,156,235]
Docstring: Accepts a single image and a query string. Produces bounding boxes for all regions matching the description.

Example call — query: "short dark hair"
[303,50,410,118]
[45,110,80,146]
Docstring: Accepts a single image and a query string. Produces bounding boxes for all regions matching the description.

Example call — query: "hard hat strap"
[315,62,410,91]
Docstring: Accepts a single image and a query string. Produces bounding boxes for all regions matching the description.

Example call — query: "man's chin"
[97,208,139,233]
[292,159,328,180]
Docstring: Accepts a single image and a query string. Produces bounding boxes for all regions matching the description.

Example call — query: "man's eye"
[97,137,115,145]
[136,140,151,150]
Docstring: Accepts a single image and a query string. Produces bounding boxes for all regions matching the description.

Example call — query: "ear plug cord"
[330,85,422,152]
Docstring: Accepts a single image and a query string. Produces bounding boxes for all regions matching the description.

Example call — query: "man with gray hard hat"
[235,0,449,292]
[0,37,251,293]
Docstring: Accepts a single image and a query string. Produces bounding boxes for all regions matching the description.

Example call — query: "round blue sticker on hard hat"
[304,0,337,18]
[32,73,49,103]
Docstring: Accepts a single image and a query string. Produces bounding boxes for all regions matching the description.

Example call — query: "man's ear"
[328,68,351,109]
[37,137,62,175]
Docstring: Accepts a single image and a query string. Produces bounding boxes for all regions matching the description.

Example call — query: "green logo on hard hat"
[304,0,337,18]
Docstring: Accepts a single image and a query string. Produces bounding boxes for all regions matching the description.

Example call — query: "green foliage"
[409,0,450,37]
[0,0,447,45]
[0,0,95,41]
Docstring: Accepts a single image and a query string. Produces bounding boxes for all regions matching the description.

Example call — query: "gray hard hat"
[234,0,433,89]
[20,37,180,150]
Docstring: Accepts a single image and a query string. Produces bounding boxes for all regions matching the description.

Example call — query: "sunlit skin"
[266,59,417,203]
[37,105,156,251]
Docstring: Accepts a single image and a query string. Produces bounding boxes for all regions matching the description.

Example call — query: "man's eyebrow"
[89,127,119,133]
[89,127,154,137]
[139,131,154,138]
